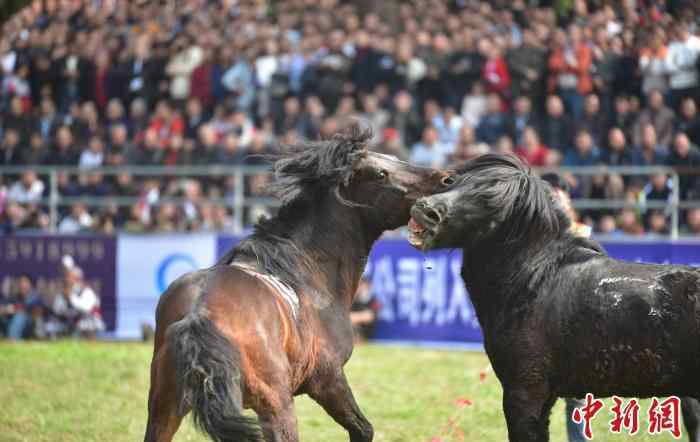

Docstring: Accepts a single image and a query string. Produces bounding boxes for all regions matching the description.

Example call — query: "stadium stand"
[0,0,700,236]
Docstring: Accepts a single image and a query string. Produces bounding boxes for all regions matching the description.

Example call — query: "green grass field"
[0,341,682,441]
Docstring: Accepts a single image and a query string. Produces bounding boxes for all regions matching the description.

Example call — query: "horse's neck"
[461,237,557,322]
[291,203,379,308]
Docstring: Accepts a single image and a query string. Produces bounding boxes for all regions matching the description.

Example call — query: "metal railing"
[0,164,271,234]
[1,164,699,238]
[538,165,686,239]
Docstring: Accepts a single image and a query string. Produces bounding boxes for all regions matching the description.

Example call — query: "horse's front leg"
[503,383,555,442]
[308,368,373,442]
[682,397,700,442]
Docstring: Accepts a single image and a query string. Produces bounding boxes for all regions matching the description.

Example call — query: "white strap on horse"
[231,263,300,319]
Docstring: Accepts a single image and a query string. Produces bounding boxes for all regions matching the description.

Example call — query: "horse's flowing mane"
[456,155,606,315]
[268,124,371,207]
[217,125,372,290]
[454,154,568,243]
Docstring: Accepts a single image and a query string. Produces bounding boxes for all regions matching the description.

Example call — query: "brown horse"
[144,127,454,442]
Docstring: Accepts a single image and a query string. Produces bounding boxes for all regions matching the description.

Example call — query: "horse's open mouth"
[407,217,436,250]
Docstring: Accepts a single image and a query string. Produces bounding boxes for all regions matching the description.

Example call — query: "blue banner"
[0,235,117,330]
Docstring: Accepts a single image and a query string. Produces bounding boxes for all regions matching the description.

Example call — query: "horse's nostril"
[441,175,456,186]
[424,206,442,224]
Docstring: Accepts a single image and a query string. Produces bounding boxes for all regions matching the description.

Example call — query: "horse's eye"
[377,170,388,180]
[441,175,456,186]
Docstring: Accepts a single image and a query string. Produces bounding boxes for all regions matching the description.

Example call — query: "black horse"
[144,126,454,442]
[408,153,700,441]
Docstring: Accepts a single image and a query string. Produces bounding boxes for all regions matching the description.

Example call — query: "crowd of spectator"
[1,0,700,236]
[0,255,105,340]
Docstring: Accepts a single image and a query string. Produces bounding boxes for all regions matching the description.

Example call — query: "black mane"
[456,154,605,310]
[454,154,569,243]
[217,126,372,290]
[268,125,371,207]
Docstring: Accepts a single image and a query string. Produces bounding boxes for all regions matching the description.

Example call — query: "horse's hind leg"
[144,344,186,442]
[308,369,373,442]
[257,395,299,442]
[682,397,700,442]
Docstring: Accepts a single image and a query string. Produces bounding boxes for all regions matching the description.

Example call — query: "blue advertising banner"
[0,235,117,330]
[364,240,480,344]
[216,236,240,260]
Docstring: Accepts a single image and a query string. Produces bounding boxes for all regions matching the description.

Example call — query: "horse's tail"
[168,312,262,442]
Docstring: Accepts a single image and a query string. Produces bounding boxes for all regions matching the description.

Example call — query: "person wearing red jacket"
[548,26,592,120]
[516,126,552,166]
[480,37,511,109]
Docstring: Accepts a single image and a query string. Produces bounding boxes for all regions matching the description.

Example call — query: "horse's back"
[546,257,700,397]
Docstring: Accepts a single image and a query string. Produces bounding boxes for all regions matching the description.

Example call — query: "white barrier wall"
[115,234,217,339]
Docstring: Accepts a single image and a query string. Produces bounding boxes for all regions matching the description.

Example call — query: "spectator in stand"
[665,21,700,112]
[45,126,78,165]
[682,208,700,235]
[602,127,636,166]
[165,36,203,104]
[0,0,699,235]
[445,29,483,108]
[461,82,488,129]
[410,126,451,168]
[516,126,551,167]
[23,132,47,165]
[390,90,423,148]
[633,89,675,148]
[148,101,184,150]
[598,214,622,236]
[676,97,700,146]
[449,125,490,165]
[643,174,674,217]
[370,129,407,162]
[58,202,93,233]
[431,105,462,148]
[360,94,390,141]
[507,96,537,146]
[507,28,546,105]
[0,128,23,165]
[576,94,606,147]
[79,136,105,169]
[638,28,669,100]
[476,93,508,145]
[605,95,637,142]
[548,26,592,120]
[3,96,31,142]
[591,28,621,118]
[184,97,207,140]
[667,132,700,199]
[564,129,601,167]
[634,124,668,166]
[222,49,255,113]
[217,133,246,165]
[47,265,104,339]
[107,124,133,166]
[7,171,44,204]
[480,37,510,105]
[298,96,325,140]
[539,95,573,152]
[1,274,45,340]
[647,210,670,236]
[618,208,645,236]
